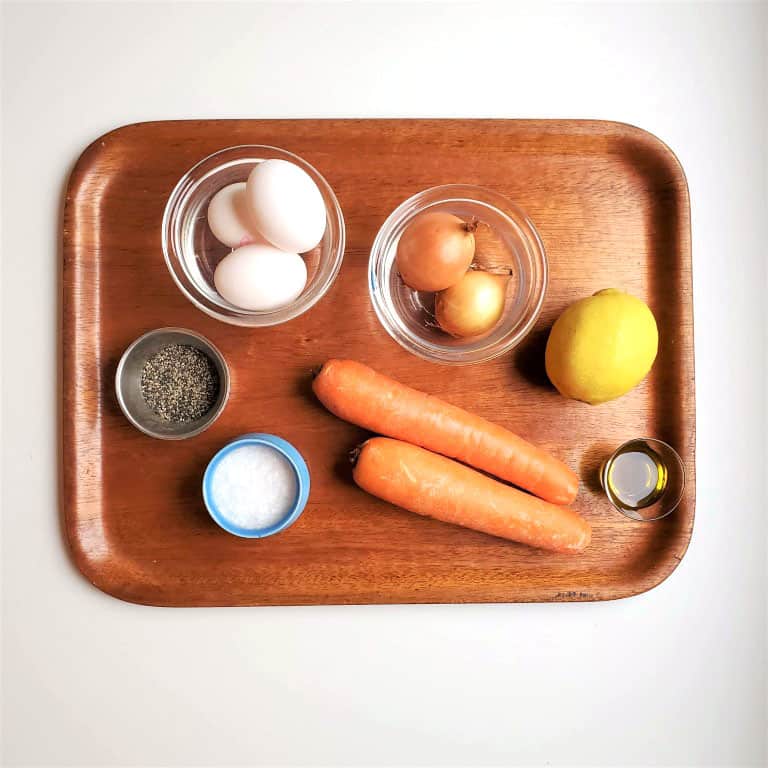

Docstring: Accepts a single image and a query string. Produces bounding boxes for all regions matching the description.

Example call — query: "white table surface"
[2,2,766,766]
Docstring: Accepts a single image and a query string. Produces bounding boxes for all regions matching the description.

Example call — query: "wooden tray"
[62,119,694,606]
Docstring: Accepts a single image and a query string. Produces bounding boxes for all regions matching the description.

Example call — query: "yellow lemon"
[545,289,658,404]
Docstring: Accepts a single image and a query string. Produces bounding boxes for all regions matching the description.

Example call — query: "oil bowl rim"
[601,437,686,521]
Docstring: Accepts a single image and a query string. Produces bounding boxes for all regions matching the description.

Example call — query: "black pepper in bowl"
[140,344,219,423]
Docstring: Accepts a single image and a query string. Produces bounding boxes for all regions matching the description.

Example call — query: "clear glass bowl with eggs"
[369,185,548,364]
[162,145,345,327]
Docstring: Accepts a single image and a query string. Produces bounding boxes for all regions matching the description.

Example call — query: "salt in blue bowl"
[203,433,310,538]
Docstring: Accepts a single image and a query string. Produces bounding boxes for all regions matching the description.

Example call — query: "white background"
[2,2,766,766]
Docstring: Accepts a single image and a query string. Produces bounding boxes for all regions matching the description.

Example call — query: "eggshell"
[213,244,307,311]
[246,159,326,253]
[207,182,264,248]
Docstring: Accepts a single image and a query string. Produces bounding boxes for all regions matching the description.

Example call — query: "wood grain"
[62,119,695,606]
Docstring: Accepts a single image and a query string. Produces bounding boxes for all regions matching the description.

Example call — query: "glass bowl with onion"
[369,185,548,364]
[162,145,345,327]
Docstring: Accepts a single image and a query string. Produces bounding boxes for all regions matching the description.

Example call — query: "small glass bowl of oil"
[600,438,685,521]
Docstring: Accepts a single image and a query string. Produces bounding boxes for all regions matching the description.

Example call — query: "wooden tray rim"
[62,118,695,606]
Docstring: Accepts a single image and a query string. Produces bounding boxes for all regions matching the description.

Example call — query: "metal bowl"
[115,328,230,440]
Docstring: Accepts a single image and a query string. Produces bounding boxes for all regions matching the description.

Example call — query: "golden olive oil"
[604,441,669,511]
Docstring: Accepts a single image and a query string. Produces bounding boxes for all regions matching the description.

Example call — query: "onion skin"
[396,212,475,291]
[435,271,507,337]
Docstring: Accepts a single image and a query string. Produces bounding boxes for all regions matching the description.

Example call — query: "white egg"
[246,159,326,253]
[207,182,265,248]
[213,244,307,311]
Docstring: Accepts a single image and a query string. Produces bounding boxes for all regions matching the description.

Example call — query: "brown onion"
[435,270,507,337]
[396,212,476,291]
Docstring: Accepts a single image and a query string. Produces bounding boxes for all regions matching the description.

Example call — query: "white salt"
[210,444,298,530]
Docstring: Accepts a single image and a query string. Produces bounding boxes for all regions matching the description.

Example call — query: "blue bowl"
[202,433,310,538]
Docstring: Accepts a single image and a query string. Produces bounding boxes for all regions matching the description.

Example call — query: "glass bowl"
[162,145,345,327]
[600,438,686,521]
[368,185,547,364]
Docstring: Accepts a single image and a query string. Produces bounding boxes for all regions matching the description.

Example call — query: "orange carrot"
[353,438,590,553]
[313,359,579,505]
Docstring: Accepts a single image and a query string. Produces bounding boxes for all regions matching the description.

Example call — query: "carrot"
[353,438,591,553]
[313,359,579,505]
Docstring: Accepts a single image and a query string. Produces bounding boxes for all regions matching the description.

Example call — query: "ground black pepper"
[140,344,219,423]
